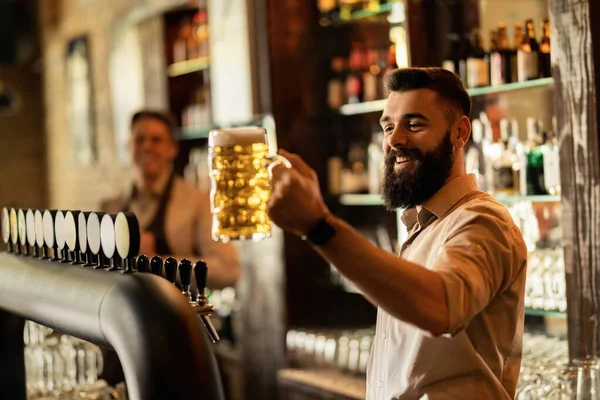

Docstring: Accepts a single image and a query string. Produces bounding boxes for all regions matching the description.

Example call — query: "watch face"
[100,214,115,259]
[43,210,55,248]
[26,210,36,247]
[87,213,101,256]
[1,208,10,244]
[78,213,88,253]
[10,208,19,244]
[35,211,44,248]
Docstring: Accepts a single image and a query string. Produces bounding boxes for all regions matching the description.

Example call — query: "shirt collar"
[133,167,173,199]
[400,174,480,229]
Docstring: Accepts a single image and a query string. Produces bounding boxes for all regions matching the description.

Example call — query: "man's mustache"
[386,147,422,161]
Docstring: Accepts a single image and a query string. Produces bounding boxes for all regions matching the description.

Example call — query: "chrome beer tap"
[185,260,220,343]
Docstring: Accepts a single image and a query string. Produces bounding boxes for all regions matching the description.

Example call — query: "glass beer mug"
[208,127,290,242]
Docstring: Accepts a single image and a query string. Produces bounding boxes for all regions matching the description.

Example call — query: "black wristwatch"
[302,214,337,246]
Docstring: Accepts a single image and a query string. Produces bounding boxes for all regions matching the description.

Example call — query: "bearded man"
[267,67,527,400]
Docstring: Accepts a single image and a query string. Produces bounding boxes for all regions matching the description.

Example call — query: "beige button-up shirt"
[366,174,527,400]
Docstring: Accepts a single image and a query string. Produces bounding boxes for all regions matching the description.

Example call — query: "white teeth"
[396,156,413,163]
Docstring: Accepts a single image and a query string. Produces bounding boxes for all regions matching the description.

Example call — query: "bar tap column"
[193,261,220,343]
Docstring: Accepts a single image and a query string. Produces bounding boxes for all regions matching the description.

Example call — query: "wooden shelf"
[338,78,555,116]
[525,308,566,319]
[167,57,209,78]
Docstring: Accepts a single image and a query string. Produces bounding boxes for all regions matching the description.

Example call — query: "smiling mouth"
[395,156,415,164]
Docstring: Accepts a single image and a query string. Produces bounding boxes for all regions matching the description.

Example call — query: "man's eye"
[408,123,422,130]
[384,126,394,133]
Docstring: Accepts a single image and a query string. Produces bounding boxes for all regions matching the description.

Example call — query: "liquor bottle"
[328,57,347,109]
[382,41,398,97]
[362,44,381,102]
[173,18,193,63]
[442,33,462,75]
[507,119,527,195]
[346,42,365,104]
[368,130,384,194]
[480,114,500,193]
[487,30,497,86]
[541,128,560,196]
[539,19,551,78]
[524,118,546,195]
[491,22,516,85]
[193,10,210,59]
[517,19,540,82]
[455,33,470,85]
[466,119,486,191]
[492,118,519,195]
[466,29,489,88]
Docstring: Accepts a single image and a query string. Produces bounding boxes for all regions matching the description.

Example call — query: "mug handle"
[265,154,292,179]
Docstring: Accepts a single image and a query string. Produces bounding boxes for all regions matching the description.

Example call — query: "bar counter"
[277,368,366,400]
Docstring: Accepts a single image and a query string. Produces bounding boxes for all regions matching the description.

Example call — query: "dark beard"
[382,130,454,210]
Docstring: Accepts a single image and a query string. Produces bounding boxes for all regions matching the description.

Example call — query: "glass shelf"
[178,125,214,140]
[338,78,555,116]
[525,308,566,319]
[167,57,209,78]
[338,193,560,206]
[494,194,561,204]
[338,194,384,206]
[344,1,394,22]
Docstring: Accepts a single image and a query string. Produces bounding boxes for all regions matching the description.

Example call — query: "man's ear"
[453,116,471,149]
[169,139,180,160]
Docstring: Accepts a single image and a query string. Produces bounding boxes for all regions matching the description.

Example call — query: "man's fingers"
[278,149,315,179]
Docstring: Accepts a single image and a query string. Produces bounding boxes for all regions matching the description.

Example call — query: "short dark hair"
[130,110,178,140]
[384,67,472,120]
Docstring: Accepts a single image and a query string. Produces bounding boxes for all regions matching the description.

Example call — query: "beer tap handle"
[194,260,208,301]
[192,260,219,342]
[136,255,149,273]
[164,257,177,284]
[150,256,163,276]
[179,259,193,302]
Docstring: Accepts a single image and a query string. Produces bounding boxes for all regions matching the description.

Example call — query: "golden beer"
[209,128,287,242]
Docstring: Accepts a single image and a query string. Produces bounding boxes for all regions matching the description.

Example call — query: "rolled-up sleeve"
[433,205,523,335]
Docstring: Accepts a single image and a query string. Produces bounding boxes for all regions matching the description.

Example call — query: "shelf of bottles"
[168,7,213,138]
[331,14,552,116]
[170,9,210,74]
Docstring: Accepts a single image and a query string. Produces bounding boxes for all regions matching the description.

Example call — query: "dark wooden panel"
[549,0,600,359]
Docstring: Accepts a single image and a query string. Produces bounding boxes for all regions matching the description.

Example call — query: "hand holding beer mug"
[209,127,291,242]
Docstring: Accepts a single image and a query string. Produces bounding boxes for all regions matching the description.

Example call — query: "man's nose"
[388,127,409,149]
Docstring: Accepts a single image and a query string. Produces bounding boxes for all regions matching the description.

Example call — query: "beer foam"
[209,127,267,147]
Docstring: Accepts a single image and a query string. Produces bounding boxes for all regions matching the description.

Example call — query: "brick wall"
[38,0,177,211]
[0,65,48,252]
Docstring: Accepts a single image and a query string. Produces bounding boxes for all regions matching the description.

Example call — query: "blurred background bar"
[1,0,600,399]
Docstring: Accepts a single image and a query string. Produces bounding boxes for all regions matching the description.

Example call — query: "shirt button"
[383,332,387,340]
[378,380,384,388]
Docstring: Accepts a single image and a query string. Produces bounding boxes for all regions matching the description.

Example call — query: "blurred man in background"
[102,109,240,289]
